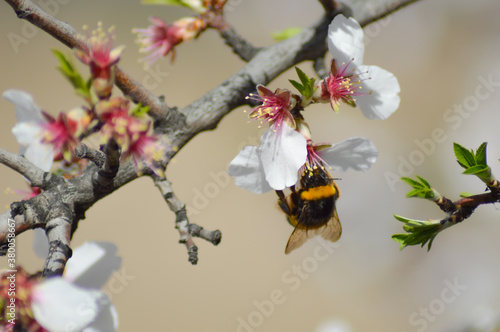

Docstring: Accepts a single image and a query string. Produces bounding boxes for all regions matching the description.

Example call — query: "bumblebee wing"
[285,225,309,254]
[320,208,342,242]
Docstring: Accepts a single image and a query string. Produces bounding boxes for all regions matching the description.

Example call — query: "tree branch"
[2,0,421,267]
[153,177,221,265]
[0,148,46,187]
[3,0,178,122]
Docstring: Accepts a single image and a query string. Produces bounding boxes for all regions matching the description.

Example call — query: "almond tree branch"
[3,0,177,122]
[0,148,46,187]
[43,214,73,277]
[1,0,421,270]
[153,177,221,265]
[218,25,261,62]
[318,0,339,14]
[439,190,500,225]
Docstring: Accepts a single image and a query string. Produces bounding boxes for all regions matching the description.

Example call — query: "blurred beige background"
[2,0,500,331]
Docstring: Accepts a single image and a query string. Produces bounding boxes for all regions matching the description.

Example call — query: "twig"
[75,143,106,168]
[439,191,500,225]
[153,177,221,265]
[0,148,46,187]
[218,25,261,62]
[318,0,339,14]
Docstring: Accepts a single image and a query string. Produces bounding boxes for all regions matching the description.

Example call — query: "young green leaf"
[52,49,90,101]
[454,142,476,169]
[463,165,490,175]
[475,142,488,166]
[271,27,303,41]
[289,79,305,95]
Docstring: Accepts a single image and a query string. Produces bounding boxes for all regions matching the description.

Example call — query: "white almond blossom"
[318,14,401,120]
[229,137,377,194]
[31,241,120,332]
[3,89,54,171]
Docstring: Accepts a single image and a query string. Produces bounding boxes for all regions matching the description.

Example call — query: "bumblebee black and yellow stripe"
[299,185,336,201]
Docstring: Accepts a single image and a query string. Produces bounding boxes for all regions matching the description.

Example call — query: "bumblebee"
[276,165,341,254]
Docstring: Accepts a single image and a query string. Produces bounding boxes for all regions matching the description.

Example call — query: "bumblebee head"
[300,165,332,188]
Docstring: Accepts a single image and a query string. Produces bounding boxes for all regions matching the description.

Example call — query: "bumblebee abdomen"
[297,185,337,227]
[299,185,337,201]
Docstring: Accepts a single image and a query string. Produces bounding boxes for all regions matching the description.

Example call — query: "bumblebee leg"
[276,190,291,215]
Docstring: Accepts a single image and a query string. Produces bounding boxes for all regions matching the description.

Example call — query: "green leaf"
[130,103,150,117]
[52,49,90,101]
[289,67,317,100]
[401,177,422,188]
[463,165,489,175]
[392,215,442,251]
[454,142,476,169]
[288,79,305,95]
[271,27,303,41]
[295,67,309,86]
[475,142,488,166]
[401,176,436,199]
[416,175,431,188]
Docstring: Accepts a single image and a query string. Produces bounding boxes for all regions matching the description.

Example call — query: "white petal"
[83,303,119,332]
[3,89,44,124]
[32,278,109,332]
[11,122,41,149]
[6,90,54,169]
[327,14,364,69]
[228,146,273,194]
[24,139,54,172]
[356,65,401,120]
[65,241,122,289]
[319,137,378,172]
[258,124,307,190]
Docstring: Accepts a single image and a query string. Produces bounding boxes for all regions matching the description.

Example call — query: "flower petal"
[3,89,44,124]
[319,137,378,172]
[228,146,273,194]
[4,89,54,170]
[258,124,307,190]
[32,277,109,332]
[65,241,122,289]
[24,138,54,172]
[327,14,364,69]
[356,65,401,120]
[83,302,119,332]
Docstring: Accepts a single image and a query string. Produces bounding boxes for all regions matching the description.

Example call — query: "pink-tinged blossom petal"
[133,16,205,65]
[325,14,400,119]
[327,15,364,69]
[355,65,401,120]
[3,89,54,171]
[247,85,296,128]
[318,137,378,172]
[227,146,273,194]
[31,278,109,332]
[258,124,307,190]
